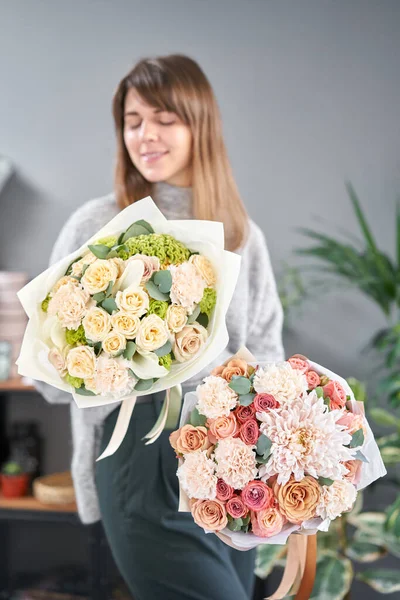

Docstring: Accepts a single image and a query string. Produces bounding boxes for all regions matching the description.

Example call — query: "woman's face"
[123,89,193,187]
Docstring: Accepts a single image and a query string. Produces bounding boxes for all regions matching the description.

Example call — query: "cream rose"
[108,257,126,279]
[189,254,216,287]
[82,307,112,342]
[166,304,187,333]
[66,345,96,379]
[52,276,80,295]
[48,281,90,330]
[135,314,169,352]
[102,332,127,356]
[115,286,149,316]
[191,499,228,532]
[127,254,160,282]
[173,322,208,363]
[81,259,119,295]
[71,251,98,277]
[111,311,140,339]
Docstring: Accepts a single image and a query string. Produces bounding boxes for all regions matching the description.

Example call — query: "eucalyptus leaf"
[350,428,365,448]
[122,223,151,243]
[153,269,172,293]
[229,376,251,395]
[256,434,272,458]
[106,249,119,259]
[256,454,271,465]
[105,281,114,297]
[189,407,207,427]
[93,342,102,356]
[134,219,154,233]
[101,297,118,315]
[315,386,324,398]
[318,477,334,487]
[75,386,96,396]
[145,280,170,301]
[154,341,172,357]
[353,450,369,463]
[123,341,137,360]
[228,519,243,532]
[239,393,256,406]
[135,378,154,392]
[92,291,106,303]
[187,305,201,324]
[197,312,209,328]
[81,264,89,277]
[88,244,111,259]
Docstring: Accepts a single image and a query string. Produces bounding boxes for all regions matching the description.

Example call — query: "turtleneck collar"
[152,181,193,220]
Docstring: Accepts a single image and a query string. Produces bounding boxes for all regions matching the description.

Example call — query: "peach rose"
[216,479,235,502]
[207,413,239,444]
[323,380,347,410]
[211,359,249,382]
[343,460,362,485]
[274,476,321,524]
[337,412,367,436]
[251,507,286,538]
[288,356,310,374]
[169,425,211,455]
[306,370,321,390]
[191,499,228,532]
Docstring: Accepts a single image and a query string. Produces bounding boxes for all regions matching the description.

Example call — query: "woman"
[37,54,284,600]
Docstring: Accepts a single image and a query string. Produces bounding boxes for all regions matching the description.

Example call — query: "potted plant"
[1,460,30,498]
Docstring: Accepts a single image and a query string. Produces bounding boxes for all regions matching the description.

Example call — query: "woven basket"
[33,471,76,505]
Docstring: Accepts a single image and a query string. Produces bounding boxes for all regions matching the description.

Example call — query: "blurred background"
[0,0,399,598]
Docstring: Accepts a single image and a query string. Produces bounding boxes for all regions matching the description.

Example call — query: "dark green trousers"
[95,393,256,600]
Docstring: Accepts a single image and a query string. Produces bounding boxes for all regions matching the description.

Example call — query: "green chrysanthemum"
[65,325,87,346]
[95,235,118,248]
[122,234,190,266]
[158,353,172,370]
[148,298,169,319]
[199,288,217,317]
[41,293,52,313]
[65,374,84,388]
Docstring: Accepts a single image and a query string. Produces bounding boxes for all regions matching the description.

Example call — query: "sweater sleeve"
[245,221,285,362]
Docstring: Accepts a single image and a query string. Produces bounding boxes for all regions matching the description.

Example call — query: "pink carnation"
[226,495,248,519]
[323,380,347,410]
[239,419,259,445]
[216,479,235,502]
[253,393,280,412]
[242,480,275,512]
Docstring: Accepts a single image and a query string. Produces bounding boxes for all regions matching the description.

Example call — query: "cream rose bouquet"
[172,348,386,598]
[16,197,241,459]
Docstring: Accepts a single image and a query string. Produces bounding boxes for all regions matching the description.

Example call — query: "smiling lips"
[141,151,169,164]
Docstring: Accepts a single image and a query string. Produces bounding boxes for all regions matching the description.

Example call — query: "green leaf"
[122,223,152,243]
[189,407,207,427]
[315,386,324,398]
[256,454,271,465]
[106,249,119,259]
[347,511,386,536]
[346,540,387,563]
[310,552,353,600]
[397,201,400,270]
[187,305,201,324]
[93,342,102,356]
[353,450,369,463]
[229,376,251,395]
[105,280,114,297]
[255,544,285,579]
[350,428,365,448]
[239,393,256,407]
[75,386,96,396]
[369,407,400,429]
[133,219,154,233]
[227,518,243,532]
[134,378,154,392]
[88,244,111,259]
[256,434,272,457]
[123,341,136,360]
[128,368,136,379]
[380,446,400,465]
[81,263,89,277]
[197,312,209,328]
[92,291,106,303]
[357,569,400,594]
[145,280,170,301]
[65,256,82,276]
[319,477,334,487]
[101,297,118,315]
[385,496,400,538]
[154,340,172,357]
[153,270,172,293]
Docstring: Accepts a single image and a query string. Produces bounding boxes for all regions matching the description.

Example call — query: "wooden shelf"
[0,378,35,392]
[0,492,77,513]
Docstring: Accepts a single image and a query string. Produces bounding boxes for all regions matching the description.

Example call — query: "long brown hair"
[112,54,248,251]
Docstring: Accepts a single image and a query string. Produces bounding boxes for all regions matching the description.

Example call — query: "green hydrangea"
[199,288,217,317]
[65,325,87,345]
[159,353,172,370]
[122,234,190,266]
[65,374,84,388]
[148,298,169,319]
[41,293,52,313]
[95,235,118,248]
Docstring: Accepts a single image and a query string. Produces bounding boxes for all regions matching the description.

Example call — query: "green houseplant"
[1,460,29,498]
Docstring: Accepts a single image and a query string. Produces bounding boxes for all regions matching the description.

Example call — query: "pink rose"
[288,356,310,374]
[234,404,256,424]
[323,380,347,410]
[343,460,362,485]
[253,393,280,413]
[337,412,367,436]
[242,480,275,512]
[306,370,321,390]
[207,413,239,444]
[239,419,259,445]
[251,507,286,538]
[226,495,248,519]
[216,479,235,502]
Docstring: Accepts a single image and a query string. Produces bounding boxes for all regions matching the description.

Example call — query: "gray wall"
[1,0,399,594]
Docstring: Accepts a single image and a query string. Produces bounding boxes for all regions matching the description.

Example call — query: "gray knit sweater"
[34,182,284,524]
